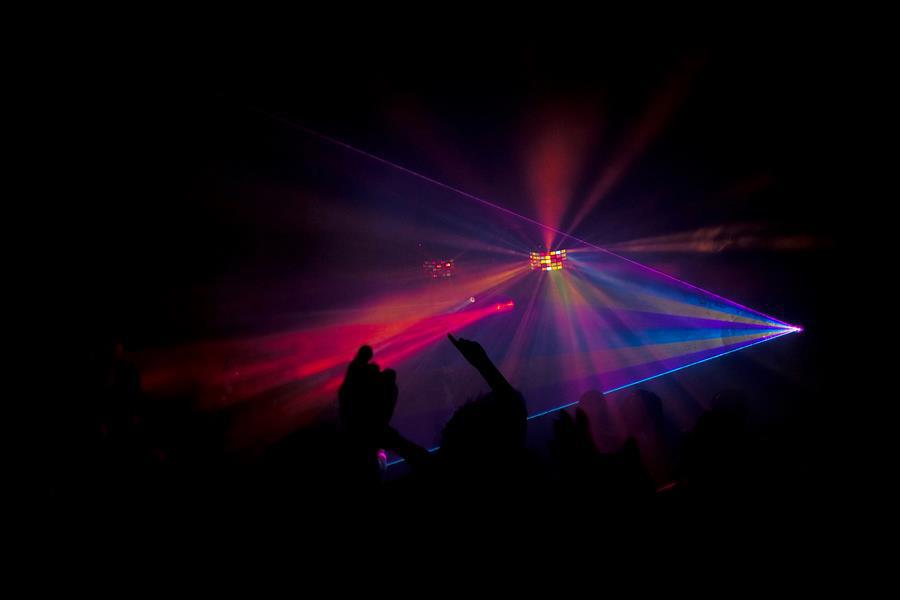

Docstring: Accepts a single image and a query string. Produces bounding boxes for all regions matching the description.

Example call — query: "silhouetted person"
[577,389,626,453]
[550,407,655,506]
[336,344,398,489]
[621,389,679,487]
[680,392,753,501]
[385,334,527,494]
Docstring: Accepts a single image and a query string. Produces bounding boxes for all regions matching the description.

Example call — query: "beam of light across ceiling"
[256,109,800,329]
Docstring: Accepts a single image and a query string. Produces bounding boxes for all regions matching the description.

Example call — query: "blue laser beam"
[386,446,441,468]
[243,108,804,466]
[385,327,800,467]
[526,328,799,420]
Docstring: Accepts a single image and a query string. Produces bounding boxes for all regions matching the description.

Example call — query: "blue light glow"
[386,328,800,466]
[528,328,798,420]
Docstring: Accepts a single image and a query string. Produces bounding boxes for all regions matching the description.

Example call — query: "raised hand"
[338,345,398,445]
[447,333,516,397]
[447,333,490,369]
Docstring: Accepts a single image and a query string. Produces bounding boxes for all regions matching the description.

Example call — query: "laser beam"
[385,327,800,467]
[256,109,798,328]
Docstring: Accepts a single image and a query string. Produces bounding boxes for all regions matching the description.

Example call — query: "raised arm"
[447,333,515,397]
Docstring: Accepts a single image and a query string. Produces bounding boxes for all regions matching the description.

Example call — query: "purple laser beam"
[260,110,799,329]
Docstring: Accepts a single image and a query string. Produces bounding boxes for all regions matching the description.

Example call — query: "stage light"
[469,296,476,303]
[423,259,455,279]
[496,300,515,312]
[530,249,567,271]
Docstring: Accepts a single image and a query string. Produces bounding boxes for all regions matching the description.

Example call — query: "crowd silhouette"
[41,329,811,530]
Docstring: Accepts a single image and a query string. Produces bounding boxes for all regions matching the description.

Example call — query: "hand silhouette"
[447,334,490,369]
[338,345,398,445]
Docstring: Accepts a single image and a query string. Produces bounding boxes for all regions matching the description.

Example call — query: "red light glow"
[424,259,455,279]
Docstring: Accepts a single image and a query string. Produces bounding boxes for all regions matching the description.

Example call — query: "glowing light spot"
[423,258,454,279]
[530,249,568,271]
